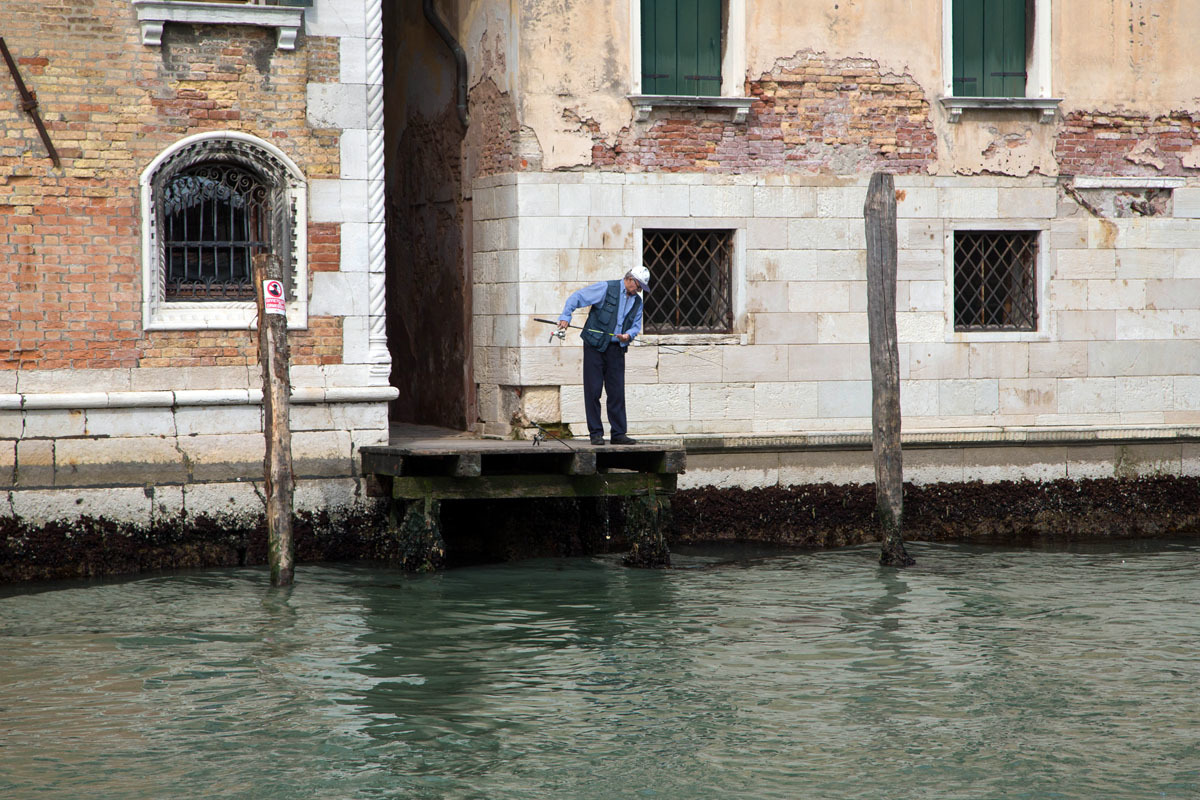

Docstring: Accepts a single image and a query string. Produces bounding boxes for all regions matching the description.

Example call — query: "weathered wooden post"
[253,253,295,585]
[864,172,915,567]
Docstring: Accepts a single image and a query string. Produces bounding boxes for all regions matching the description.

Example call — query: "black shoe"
[610,435,637,445]
[590,436,605,445]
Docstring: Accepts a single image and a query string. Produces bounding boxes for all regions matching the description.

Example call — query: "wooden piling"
[864,172,915,567]
[253,254,295,585]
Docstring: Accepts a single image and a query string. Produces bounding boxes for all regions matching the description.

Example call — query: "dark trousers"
[582,343,626,438]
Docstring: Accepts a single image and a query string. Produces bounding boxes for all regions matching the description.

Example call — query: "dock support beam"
[389,497,446,572]
[622,492,671,568]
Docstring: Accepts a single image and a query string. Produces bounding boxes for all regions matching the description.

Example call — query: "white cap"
[626,265,650,292]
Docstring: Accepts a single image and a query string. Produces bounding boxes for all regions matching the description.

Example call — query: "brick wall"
[591,53,938,174]
[1056,110,1200,177]
[0,2,343,372]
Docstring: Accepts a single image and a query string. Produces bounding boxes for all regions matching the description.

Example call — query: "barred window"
[162,164,268,301]
[642,229,734,334]
[953,230,1037,331]
[141,132,307,330]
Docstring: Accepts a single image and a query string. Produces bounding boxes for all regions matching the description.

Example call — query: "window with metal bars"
[953,230,1038,331]
[161,164,269,301]
[642,229,733,334]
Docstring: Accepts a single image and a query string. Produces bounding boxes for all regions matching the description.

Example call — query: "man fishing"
[557,267,651,445]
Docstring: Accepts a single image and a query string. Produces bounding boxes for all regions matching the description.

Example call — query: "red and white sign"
[263,280,286,315]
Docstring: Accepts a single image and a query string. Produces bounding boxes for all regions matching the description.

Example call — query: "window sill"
[628,95,754,124]
[941,96,1062,124]
[145,301,308,331]
[641,333,744,347]
[132,0,304,50]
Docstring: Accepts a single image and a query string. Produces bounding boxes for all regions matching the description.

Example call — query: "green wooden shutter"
[952,0,1026,98]
[642,0,722,97]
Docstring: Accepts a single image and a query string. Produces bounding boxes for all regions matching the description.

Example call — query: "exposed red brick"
[1055,110,1200,176]
[588,53,937,175]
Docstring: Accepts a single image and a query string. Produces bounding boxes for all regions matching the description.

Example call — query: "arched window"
[161,164,268,301]
[141,132,308,330]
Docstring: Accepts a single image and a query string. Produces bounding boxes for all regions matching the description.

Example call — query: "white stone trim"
[678,423,1200,452]
[132,0,304,50]
[139,131,309,331]
[0,386,397,411]
[363,0,390,383]
[1073,177,1187,190]
[941,96,1062,124]
[627,94,754,123]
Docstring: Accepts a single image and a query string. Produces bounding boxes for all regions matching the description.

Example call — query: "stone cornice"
[132,1,304,50]
[0,386,398,411]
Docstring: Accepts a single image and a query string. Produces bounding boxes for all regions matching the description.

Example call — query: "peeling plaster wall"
[482,0,1200,179]
[1058,1,1200,114]
[516,0,631,170]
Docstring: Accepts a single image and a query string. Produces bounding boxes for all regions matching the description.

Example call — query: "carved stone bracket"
[132,1,304,50]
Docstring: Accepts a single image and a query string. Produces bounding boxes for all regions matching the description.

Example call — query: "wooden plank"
[695,0,722,96]
[955,0,984,97]
[452,453,482,477]
[363,473,391,498]
[361,450,405,477]
[654,449,687,474]
[1000,0,1026,97]
[568,451,597,475]
[389,473,676,500]
[676,0,698,96]
[655,0,678,93]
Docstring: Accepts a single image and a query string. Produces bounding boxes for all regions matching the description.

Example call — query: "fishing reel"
[549,327,567,343]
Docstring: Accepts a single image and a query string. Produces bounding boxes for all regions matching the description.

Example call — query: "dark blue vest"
[582,280,641,352]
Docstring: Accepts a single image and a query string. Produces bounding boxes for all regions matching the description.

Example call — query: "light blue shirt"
[559,280,643,345]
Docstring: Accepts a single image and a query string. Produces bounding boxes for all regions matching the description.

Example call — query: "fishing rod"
[532,317,616,342]
[532,317,724,368]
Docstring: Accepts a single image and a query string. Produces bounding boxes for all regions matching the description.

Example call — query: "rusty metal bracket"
[0,36,61,168]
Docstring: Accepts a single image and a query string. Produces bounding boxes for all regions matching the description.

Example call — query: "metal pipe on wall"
[422,0,469,128]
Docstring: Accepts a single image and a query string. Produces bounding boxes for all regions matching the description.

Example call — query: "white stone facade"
[473,171,1200,481]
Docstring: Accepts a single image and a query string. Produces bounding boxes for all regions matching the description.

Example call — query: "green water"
[1,541,1198,799]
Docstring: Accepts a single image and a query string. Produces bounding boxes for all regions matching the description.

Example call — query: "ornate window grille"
[162,165,268,301]
[642,229,734,334]
[953,230,1037,331]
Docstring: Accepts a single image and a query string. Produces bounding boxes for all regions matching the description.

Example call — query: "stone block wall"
[473,171,1200,447]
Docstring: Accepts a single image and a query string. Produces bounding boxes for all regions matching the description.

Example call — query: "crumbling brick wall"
[0,5,344,372]
[591,52,937,174]
[1056,110,1200,177]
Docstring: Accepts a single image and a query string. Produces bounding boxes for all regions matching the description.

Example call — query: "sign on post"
[263,279,286,315]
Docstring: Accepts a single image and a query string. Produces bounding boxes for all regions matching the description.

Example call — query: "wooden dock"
[360,425,686,569]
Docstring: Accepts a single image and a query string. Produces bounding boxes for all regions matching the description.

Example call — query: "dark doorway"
[382,0,473,430]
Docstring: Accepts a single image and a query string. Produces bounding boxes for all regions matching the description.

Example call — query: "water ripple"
[2,543,1199,799]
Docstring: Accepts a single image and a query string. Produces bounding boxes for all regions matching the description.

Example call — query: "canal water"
[2,540,1198,799]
